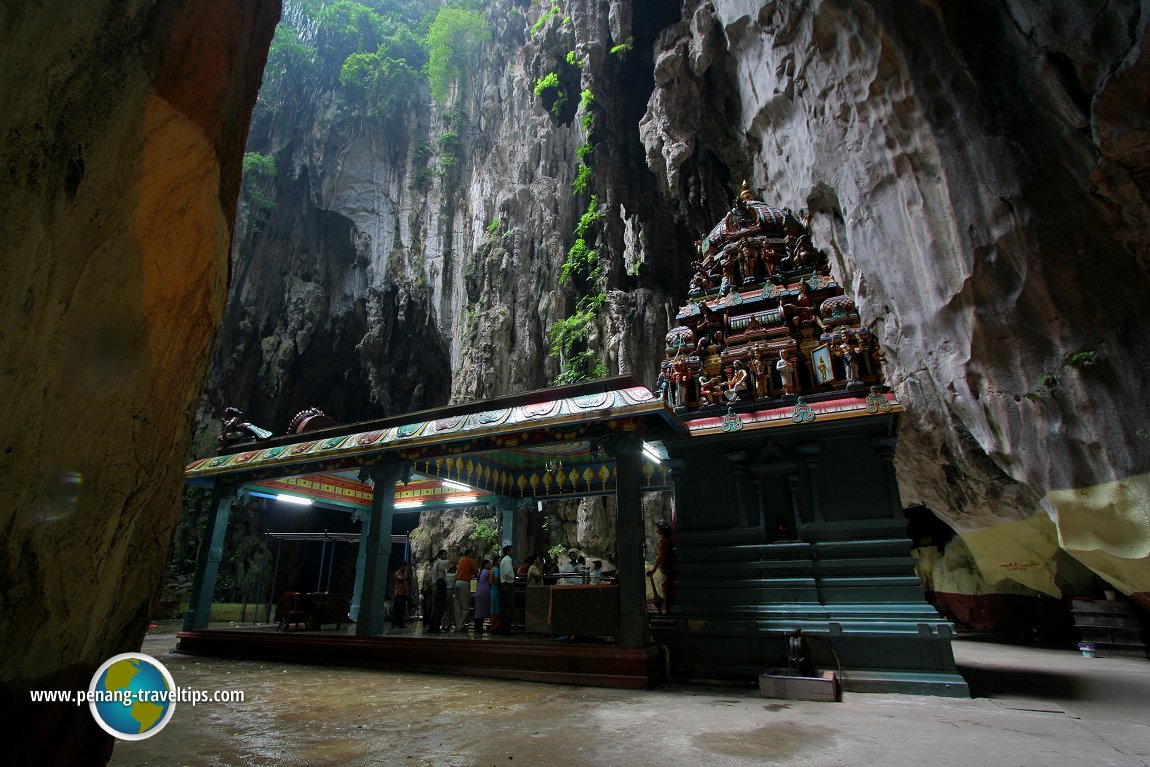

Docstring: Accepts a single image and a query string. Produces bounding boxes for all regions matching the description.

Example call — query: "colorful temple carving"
[660,181,880,411]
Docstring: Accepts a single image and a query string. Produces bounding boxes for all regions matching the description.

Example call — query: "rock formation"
[0,1,278,762]
[640,0,1150,605]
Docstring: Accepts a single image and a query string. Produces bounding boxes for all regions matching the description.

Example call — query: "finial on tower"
[739,180,754,202]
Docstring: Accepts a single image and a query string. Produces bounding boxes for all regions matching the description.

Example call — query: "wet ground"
[109,628,1150,767]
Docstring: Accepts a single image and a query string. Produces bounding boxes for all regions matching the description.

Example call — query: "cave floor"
[108,630,1150,767]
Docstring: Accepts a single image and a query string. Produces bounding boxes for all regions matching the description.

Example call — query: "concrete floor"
[108,631,1150,767]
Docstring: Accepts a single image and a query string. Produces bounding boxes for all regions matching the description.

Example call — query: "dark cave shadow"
[958,663,1085,702]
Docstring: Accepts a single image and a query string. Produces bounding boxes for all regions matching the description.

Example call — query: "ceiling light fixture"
[441,479,471,492]
[394,500,424,509]
[445,496,478,504]
[642,442,663,463]
[276,494,313,505]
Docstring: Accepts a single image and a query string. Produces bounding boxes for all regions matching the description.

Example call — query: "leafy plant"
[486,217,501,234]
[427,6,491,104]
[1038,371,1059,391]
[470,518,499,551]
[533,71,567,115]
[574,196,603,237]
[565,50,583,68]
[1065,350,1097,369]
[609,36,633,58]
[571,163,592,194]
[533,71,560,96]
[242,152,277,179]
[578,89,594,122]
[242,153,278,214]
[548,543,566,563]
[531,3,561,37]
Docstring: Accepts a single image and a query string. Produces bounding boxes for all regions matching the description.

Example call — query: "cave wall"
[641,0,1150,604]
[0,1,279,762]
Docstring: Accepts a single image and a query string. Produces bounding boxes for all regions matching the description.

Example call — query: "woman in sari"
[473,559,492,634]
[488,557,502,632]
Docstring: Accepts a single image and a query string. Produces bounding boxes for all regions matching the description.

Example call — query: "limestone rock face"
[642,0,1150,600]
[0,0,278,762]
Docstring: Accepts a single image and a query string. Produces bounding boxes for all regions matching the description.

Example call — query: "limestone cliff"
[0,1,278,762]
[641,0,1150,602]
[202,1,1150,601]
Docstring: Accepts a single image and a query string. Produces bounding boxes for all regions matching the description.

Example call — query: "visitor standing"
[559,550,579,585]
[646,522,676,614]
[454,548,478,633]
[488,556,502,632]
[526,555,544,587]
[498,545,515,634]
[473,559,492,634]
[392,562,411,629]
[420,561,433,628]
[442,564,458,631]
[428,548,449,633]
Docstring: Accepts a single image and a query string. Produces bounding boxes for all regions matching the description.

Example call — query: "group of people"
[386,528,675,633]
[394,545,517,635]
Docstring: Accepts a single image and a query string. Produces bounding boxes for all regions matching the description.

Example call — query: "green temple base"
[656,397,970,697]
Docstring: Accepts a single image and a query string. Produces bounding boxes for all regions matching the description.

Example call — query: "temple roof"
[186,376,686,485]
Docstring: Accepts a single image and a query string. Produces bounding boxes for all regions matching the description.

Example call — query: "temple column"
[353,462,409,636]
[494,496,518,549]
[794,443,822,531]
[725,449,755,527]
[611,436,648,647]
[871,436,904,518]
[184,482,237,631]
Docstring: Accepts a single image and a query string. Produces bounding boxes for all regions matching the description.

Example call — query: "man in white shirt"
[428,548,449,633]
[497,545,514,634]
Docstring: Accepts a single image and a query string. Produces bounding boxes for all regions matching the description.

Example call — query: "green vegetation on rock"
[428,6,491,104]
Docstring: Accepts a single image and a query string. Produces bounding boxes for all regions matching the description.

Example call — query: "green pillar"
[183,483,236,631]
[725,449,755,527]
[495,496,517,549]
[348,506,369,623]
[354,463,409,636]
[871,436,903,518]
[611,437,648,648]
[796,443,822,528]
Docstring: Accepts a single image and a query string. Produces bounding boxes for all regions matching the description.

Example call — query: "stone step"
[799,519,910,541]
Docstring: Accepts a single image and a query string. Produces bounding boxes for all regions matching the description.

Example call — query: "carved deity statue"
[723,360,750,402]
[782,282,821,329]
[656,369,671,404]
[776,352,797,395]
[749,349,773,399]
[717,251,738,296]
[218,406,273,447]
[697,372,723,406]
[737,240,758,285]
[834,330,863,384]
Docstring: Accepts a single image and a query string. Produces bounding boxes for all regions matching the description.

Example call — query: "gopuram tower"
[654,183,968,696]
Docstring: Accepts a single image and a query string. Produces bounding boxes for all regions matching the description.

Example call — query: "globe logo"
[88,653,177,740]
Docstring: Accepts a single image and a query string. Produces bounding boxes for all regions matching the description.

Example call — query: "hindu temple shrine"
[177,182,966,696]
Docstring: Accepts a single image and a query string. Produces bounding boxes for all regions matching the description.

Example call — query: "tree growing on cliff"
[427,6,491,104]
